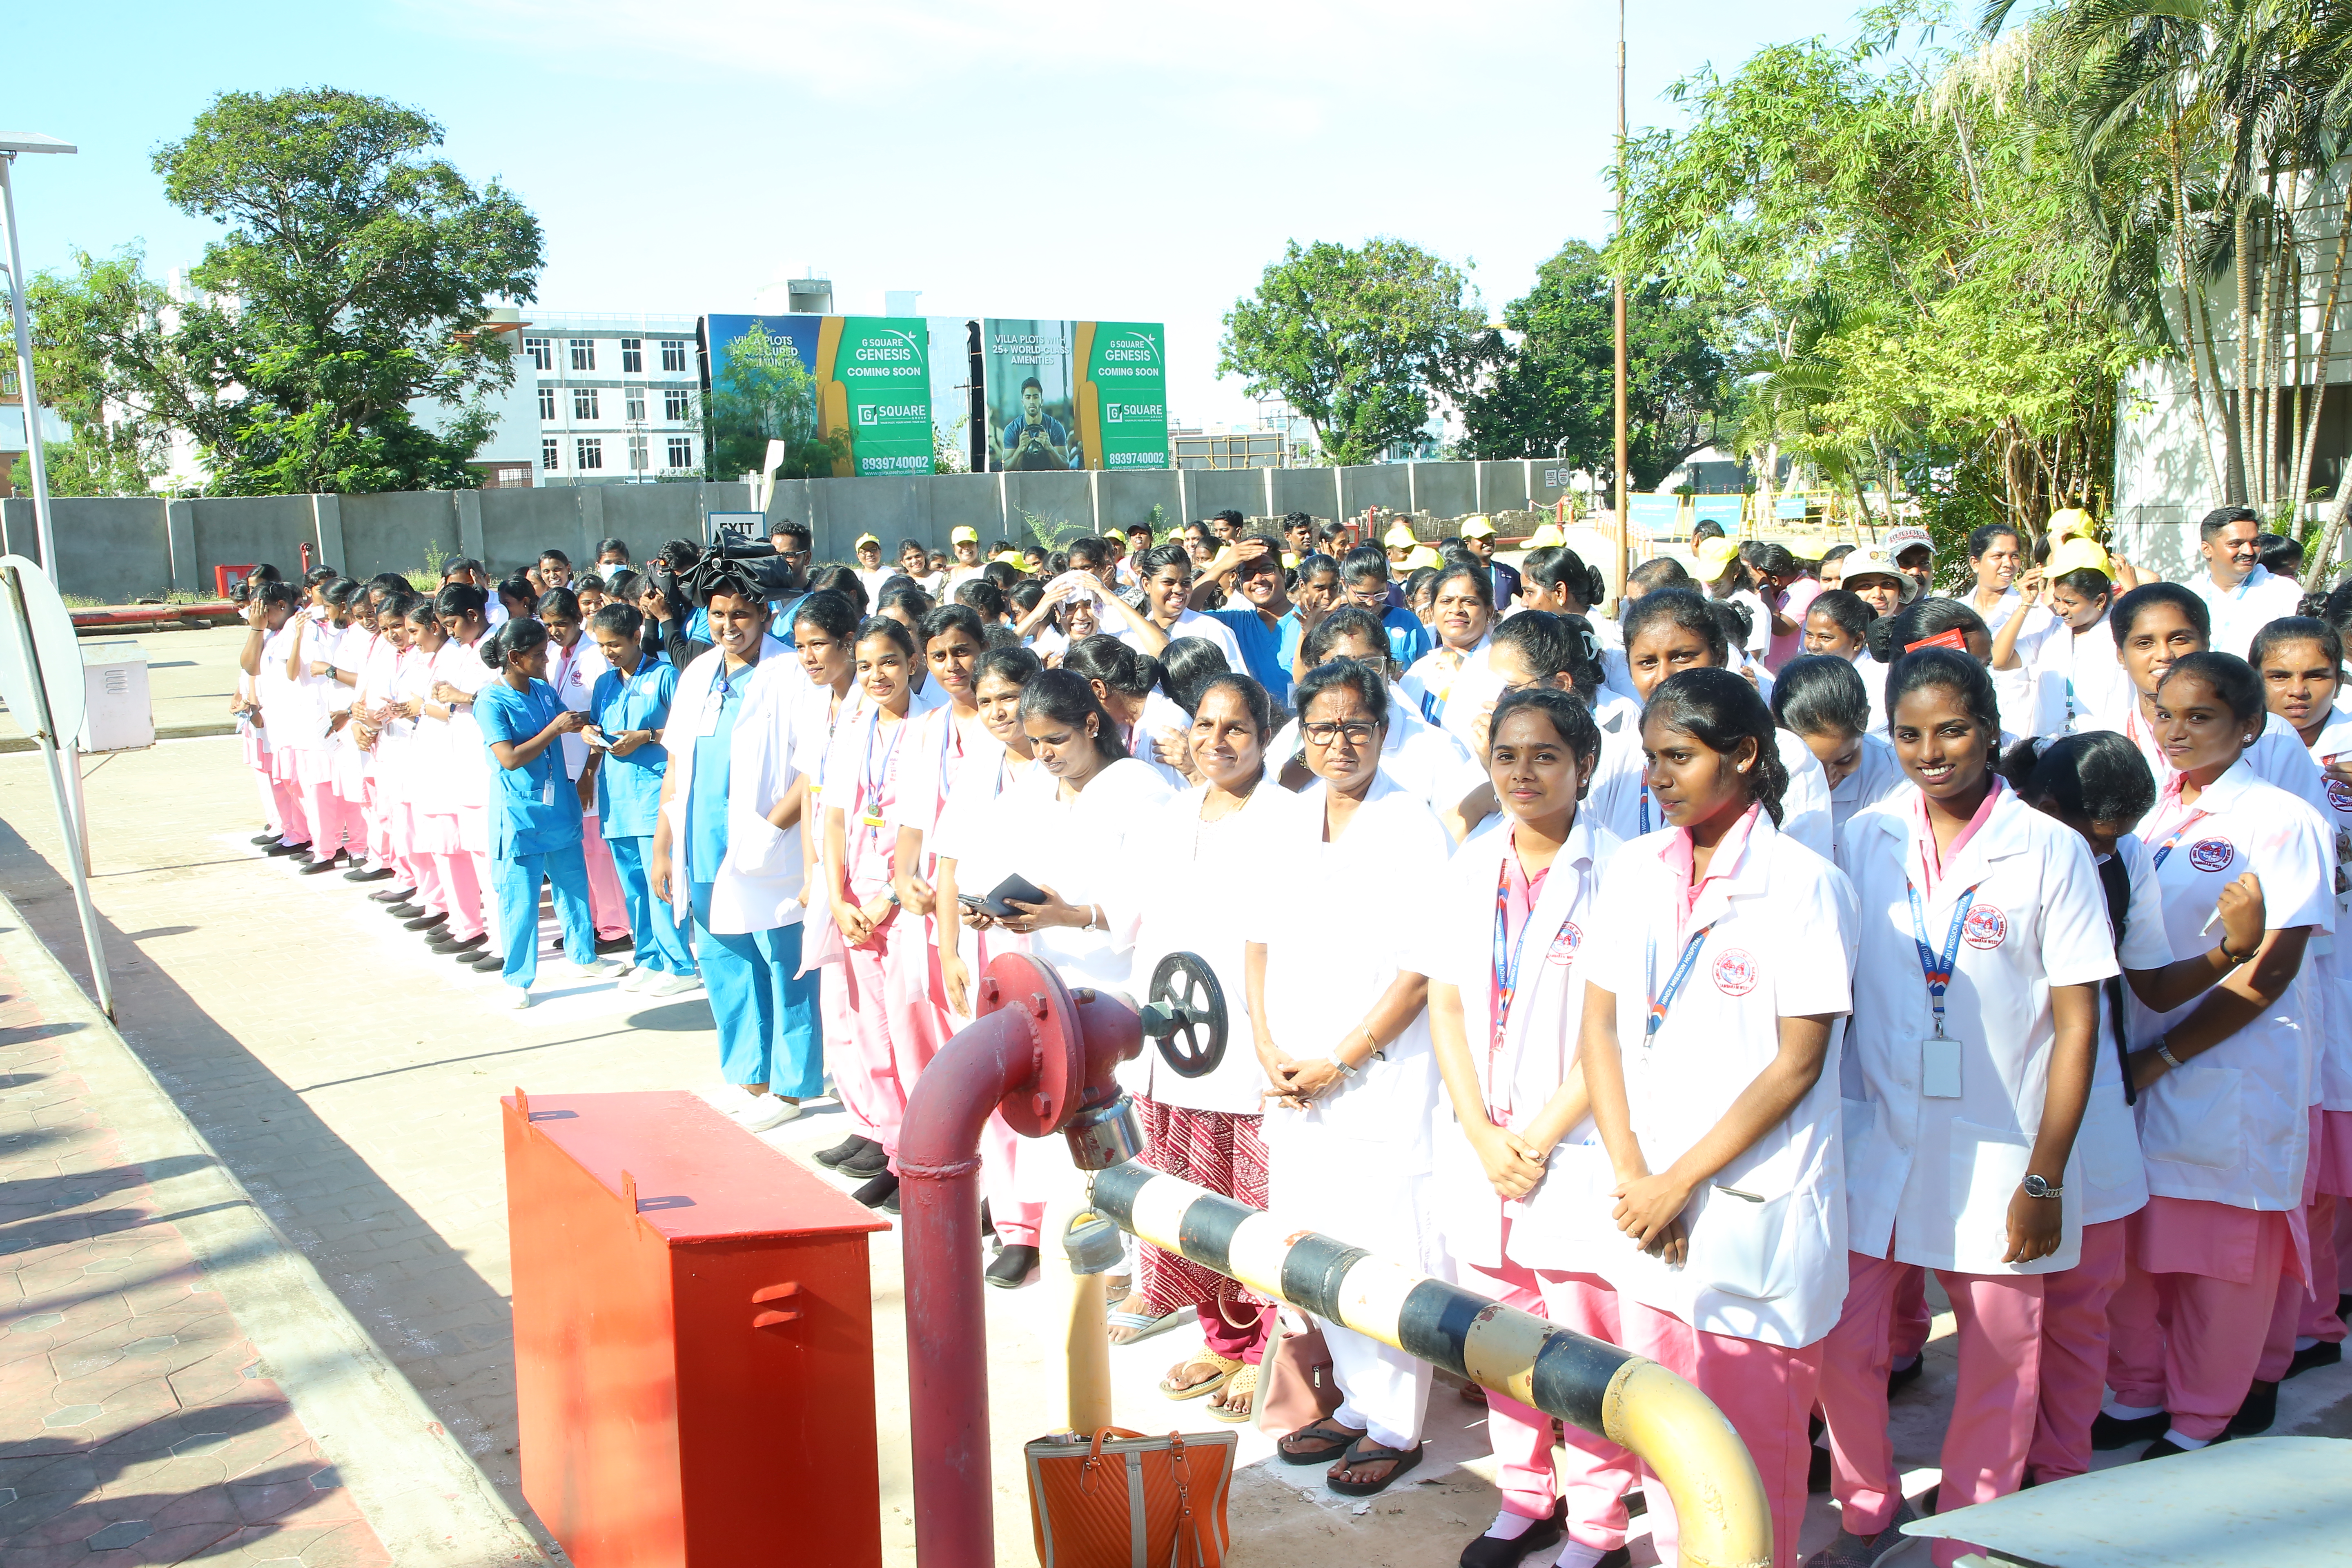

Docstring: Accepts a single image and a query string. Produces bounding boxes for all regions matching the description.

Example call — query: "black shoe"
[985,1245,1038,1289]
[1458,1499,1564,1568]
[430,933,487,956]
[1887,1354,1925,1395]
[1624,1488,1644,1519]
[2142,1432,2226,1461]
[289,849,315,865]
[345,865,394,883]
[980,1198,995,1239]
[815,1133,877,1170]
[2227,1379,2278,1437]
[838,1142,891,1179]
[470,952,508,972]
[853,1173,899,1211]
[251,832,282,846]
[299,852,345,875]
[1809,1440,1833,1494]
[404,911,448,932]
[371,886,416,903]
[594,934,633,954]
[2091,1409,2171,1450]
[2285,1340,2343,1379]
[264,840,312,857]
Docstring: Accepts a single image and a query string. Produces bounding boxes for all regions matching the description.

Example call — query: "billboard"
[984,318,1170,471]
[815,316,933,476]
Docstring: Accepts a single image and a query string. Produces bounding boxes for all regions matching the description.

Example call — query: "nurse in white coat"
[2105,653,2335,1457]
[1587,588,1836,859]
[1268,607,1485,820]
[1250,659,1452,1497]
[1988,547,2130,737]
[1425,687,1637,1568]
[1577,666,1859,1568]
[1771,655,1907,873]
[1820,649,2111,1568]
[1402,561,1496,737]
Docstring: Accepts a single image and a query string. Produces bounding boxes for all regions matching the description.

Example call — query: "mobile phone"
[957,894,984,909]
[583,726,610,750]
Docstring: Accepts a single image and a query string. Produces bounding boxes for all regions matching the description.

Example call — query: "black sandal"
[1325,1437,1424,1497]
[1277,1416,1365,1466]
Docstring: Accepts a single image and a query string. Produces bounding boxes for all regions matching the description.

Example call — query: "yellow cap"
[1459,514,1496,539]
[1526,523,1566,548]
[1406,545,1443,571]
[993,550,1025,566]
[2046,537,2111,579]
[1693,537,1742,578]
[854,533,880,548]
[2049,507,2095,543]
[1383,523,1418,548]
[950,526,979,545]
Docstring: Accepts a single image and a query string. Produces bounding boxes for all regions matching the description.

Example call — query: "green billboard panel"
[817,316,933,477]
[1076,321,1168,470]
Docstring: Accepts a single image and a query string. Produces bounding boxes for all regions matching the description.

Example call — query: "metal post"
[65,739,90,876]
[0,155,58,572]
[2,565,110,1016]
[1612,0,1632,593]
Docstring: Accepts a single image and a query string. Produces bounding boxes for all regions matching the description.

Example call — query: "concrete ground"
[0,638,2346,1566]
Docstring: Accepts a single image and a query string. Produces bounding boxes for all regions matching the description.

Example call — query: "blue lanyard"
[1643,922,1716,1042]
[1490,860,1539,1060]
[1639,788,1653,836]
[1906,880,1978,1038]
[2149,809,2212,869]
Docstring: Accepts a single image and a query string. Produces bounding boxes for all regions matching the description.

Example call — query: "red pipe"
[70,602,238,630]
[895,953,1145,1568]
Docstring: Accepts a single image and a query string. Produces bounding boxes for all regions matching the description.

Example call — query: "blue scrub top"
[1207,606,1292,706]
[589,657,677,840]
[1383,606,1434,670]
[475,678,584,857]
[683,662,746,884]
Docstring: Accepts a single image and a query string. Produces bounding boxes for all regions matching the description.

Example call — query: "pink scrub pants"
[1891,1263,1933,1361]
[1618,1300,1820,1568]
[413,808,483,942]
[2299,1109,2352,1344]
[578,810,632,940]
[2028,1217,2129,1481]
[2109,1197,2294,1442]
[1452,1238,1635,1552]
[1823,1252,2042,1568]
[831,831,948,1165]
[291,748,360,859]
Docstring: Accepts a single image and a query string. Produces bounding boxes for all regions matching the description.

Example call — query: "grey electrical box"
[76,639,153,753]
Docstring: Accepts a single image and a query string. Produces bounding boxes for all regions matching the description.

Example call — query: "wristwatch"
[2021,1174,2062,1199]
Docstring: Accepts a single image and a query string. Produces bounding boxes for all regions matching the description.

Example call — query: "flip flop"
[1277,1416,1365,1466]
[1160,1353,1242,1400]
[1207,1363,1258,1423]
[1326,1437,1425,1497]
[1106,1308,1185,1345]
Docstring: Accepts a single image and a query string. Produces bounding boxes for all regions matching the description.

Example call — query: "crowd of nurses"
[227,522,2352,1568]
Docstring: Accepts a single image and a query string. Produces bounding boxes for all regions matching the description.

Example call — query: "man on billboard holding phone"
[994,376,1075,470]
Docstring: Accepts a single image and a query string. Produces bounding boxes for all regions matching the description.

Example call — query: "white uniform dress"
[1248,773,1452,1450]
[2000,615,2131,738]
[2076,834,2172,1228]
[1268,684,1483,817]
[1118,608,1245,671]
[2109,704,2335,825]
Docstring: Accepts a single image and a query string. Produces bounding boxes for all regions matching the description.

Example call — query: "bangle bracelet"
[1360,1023,1382,1060]
[2157,1042,2185,1070]
[2218,938,2257,966]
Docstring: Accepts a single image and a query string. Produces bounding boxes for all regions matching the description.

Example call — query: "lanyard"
[1639,788,1654,836]
[862,713,903,833]
[2149,808,2213,869]
[1488,859,1539,1111]
[1906,880,1979,1038]
[1643,922,1716,1043]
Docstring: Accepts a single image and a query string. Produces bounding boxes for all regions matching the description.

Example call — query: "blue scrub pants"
[689,881,823,1096]
[493,843,596,990]
[607,833,695,976]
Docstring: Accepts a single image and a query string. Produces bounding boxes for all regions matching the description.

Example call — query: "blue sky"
[13,0,1872,429]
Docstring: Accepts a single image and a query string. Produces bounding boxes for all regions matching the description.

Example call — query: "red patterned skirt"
[1132,1096,1271,1319]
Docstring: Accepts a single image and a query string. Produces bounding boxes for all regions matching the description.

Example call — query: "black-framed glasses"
[1301,720,1378,746]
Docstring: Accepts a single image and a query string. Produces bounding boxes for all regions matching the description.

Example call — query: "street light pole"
[1612,0,1631,590]
[0,135,77,572]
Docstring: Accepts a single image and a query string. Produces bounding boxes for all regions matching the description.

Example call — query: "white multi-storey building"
[523,313,705,487]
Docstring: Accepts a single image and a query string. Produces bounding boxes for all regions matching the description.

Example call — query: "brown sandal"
[1159,1353,1242,1400]
[1208,1363,1258,1422]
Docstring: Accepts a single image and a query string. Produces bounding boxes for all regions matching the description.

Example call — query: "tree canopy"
[27,88,542,495]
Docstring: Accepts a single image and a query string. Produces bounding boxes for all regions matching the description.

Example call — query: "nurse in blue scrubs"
[585,601,697,995]
[650,561,818,1133]
[472,618,618,1009]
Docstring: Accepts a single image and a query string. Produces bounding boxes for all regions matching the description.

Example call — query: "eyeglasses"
[1301,720,1379,746]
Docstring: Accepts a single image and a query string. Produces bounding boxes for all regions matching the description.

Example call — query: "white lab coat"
[2109,704,2336,825]
[1403,636,1493,740]
[2184,564,2305,659]
[2129,762,2336,1211]
[1422,814,1622,1273]
[1841,786,2118,1274]
[1118,608,1245,672]
[1269,683,1483,817]
[429,635,495,813]
[1581,807,1859,1347]
[655,636,808,934]
[546,636,609,780]
[1585,724,1836,861]
[2303,708,2352,1112]
[2002,615,2131,739]
[2077,833,2174,1228]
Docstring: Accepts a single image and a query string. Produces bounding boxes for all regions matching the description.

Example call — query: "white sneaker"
[503,987,534,1011]
[617,967,649,992]
[721,1086,799,1133]
[640,972,700,998]
[568,958,622,981]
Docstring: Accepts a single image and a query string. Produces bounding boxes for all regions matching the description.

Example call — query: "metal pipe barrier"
[1087,1161,1775,1568]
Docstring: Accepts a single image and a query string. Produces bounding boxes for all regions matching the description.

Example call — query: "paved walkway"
[0,731,2346,1566]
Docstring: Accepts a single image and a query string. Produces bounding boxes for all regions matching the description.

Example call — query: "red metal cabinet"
[504,1091,888,1568]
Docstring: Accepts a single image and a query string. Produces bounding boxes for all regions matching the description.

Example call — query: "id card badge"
[1922,1032,1963,1099]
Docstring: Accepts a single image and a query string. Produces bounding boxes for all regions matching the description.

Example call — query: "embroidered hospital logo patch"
[1711,949,1759,996]
[1547,923,1583,966]
[2187,838,2236,873]
[1963,904,2008,950]
[2326,777,2351,814]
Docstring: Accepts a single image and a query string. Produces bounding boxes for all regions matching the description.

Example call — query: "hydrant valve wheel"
[1143,951,1226,1080]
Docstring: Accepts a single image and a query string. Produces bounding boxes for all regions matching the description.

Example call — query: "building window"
[661,339,687,372]
[569,338,596,371]
[621,338,643,373]
[628,433,649,472]
[626,390,645,422]
[664,388,690,421]
[541,437,560,471]
[667,436,694,469]
[526,337,552,370]
[576,437,604,470]
[2,368,18,396]
[537,385,556,420]
[573,387,599,420]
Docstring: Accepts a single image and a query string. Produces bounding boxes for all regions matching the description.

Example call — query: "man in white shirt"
[2184,505,2305,657]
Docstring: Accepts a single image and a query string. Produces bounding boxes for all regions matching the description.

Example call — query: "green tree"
[1459,240,1731,486]
[19,247,172,494]
[31,89,542,494]
[702,324,847,480]
[1218,238,1487,466]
